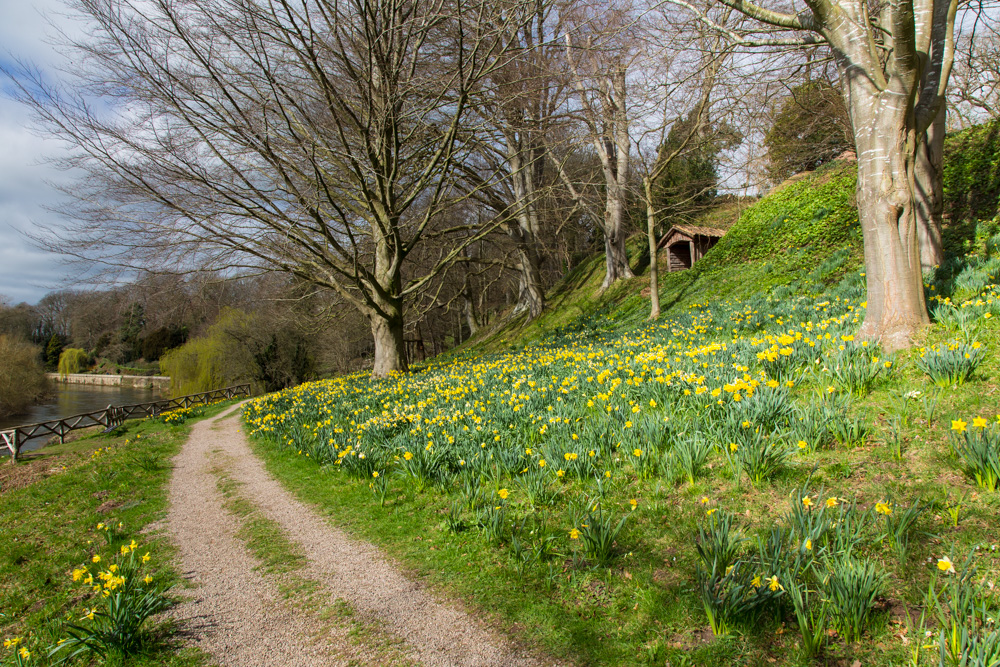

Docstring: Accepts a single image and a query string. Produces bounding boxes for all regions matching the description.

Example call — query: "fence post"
[2,430,18,463]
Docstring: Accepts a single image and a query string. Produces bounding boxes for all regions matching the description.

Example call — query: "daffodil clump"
[923,551,1000,665]
[159,405,202,424]
[157,399,225,425]
[950,415,1000,491]
[53,528,171,661]
[915,340,987,387]
[2,637,32,666]
[694,487,896,648]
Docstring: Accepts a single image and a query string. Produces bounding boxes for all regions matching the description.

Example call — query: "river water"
[0,383,164,455]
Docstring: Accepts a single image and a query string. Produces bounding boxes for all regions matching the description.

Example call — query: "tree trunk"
[369,303,407,376]
[915,110,946,271]
[644,176,660,319]
[848,83,931,350]
[507,148,546,319]
[462,288,480,337]
[515,249,545,318]
[370,231,408,377]
[601,182,634,289]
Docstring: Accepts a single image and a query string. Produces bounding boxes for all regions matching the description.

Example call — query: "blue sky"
[0,0,81,305]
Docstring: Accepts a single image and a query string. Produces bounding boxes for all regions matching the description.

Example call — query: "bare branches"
[660,0,825,46]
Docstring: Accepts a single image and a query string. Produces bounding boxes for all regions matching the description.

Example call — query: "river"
[0,383,164,455]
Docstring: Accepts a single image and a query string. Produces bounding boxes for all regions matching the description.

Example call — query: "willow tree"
[8,0,525,376]
[670,0,962,348]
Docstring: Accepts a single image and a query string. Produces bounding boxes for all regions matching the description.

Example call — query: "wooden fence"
[1,384,252,462]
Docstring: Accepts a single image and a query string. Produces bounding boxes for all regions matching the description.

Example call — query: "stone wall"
[45,373,172,390]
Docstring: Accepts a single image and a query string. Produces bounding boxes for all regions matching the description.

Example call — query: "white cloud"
[0,0,86,304]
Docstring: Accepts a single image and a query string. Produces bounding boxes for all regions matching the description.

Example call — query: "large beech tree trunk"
[514,242,546,319]
[370,305,408,376]
[847,78,931,350]
[602,179,635,289]
[368,233,408,376]
[915,111,946,271]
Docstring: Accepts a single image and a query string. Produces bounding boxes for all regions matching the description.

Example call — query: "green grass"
[0,402,237,666]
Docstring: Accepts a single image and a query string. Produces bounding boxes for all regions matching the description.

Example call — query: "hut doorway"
[668,242,692,270]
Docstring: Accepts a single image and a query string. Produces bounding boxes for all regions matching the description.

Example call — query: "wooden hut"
[657,224,727,272]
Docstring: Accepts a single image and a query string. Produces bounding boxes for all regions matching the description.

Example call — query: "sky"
[0,0,82,305]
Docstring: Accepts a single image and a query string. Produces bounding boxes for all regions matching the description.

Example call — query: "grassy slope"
[466,160,862,357]
[0,404,237,666]
[243,157,1000,665]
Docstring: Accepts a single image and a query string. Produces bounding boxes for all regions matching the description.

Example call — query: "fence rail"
[1,384,252,462]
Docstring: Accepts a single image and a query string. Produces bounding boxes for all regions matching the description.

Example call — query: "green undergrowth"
[0,402,237,666]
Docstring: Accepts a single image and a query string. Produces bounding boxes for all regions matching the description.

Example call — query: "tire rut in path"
[168,404,553,667]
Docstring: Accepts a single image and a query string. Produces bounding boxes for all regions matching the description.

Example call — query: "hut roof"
[657,223,728,248]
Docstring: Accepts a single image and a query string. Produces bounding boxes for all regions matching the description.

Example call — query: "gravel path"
[167,404,550,667]
[167,404,347,666]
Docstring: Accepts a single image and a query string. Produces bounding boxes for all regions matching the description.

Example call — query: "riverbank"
[0,383,166,456]
[46,372,171,390]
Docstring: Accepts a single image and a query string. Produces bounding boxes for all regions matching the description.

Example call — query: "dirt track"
[167,403,548,667]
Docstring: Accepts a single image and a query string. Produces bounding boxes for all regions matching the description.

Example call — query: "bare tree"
[632,12,734,319]
[668,0,968,349]
[949,15,1000,126]
[470,0,568,319]
[559,2,643,290]
[7,0,530,376]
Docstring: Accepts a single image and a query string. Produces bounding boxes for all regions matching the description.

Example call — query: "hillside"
[239,135,1000,666]
[469,159,863,355]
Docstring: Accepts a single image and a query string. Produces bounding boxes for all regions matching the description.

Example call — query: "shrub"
[0,334,47,419]
[763,80,853,183]
[915,341,986,387]
[160,307,314,396]
[58,347,91,376]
